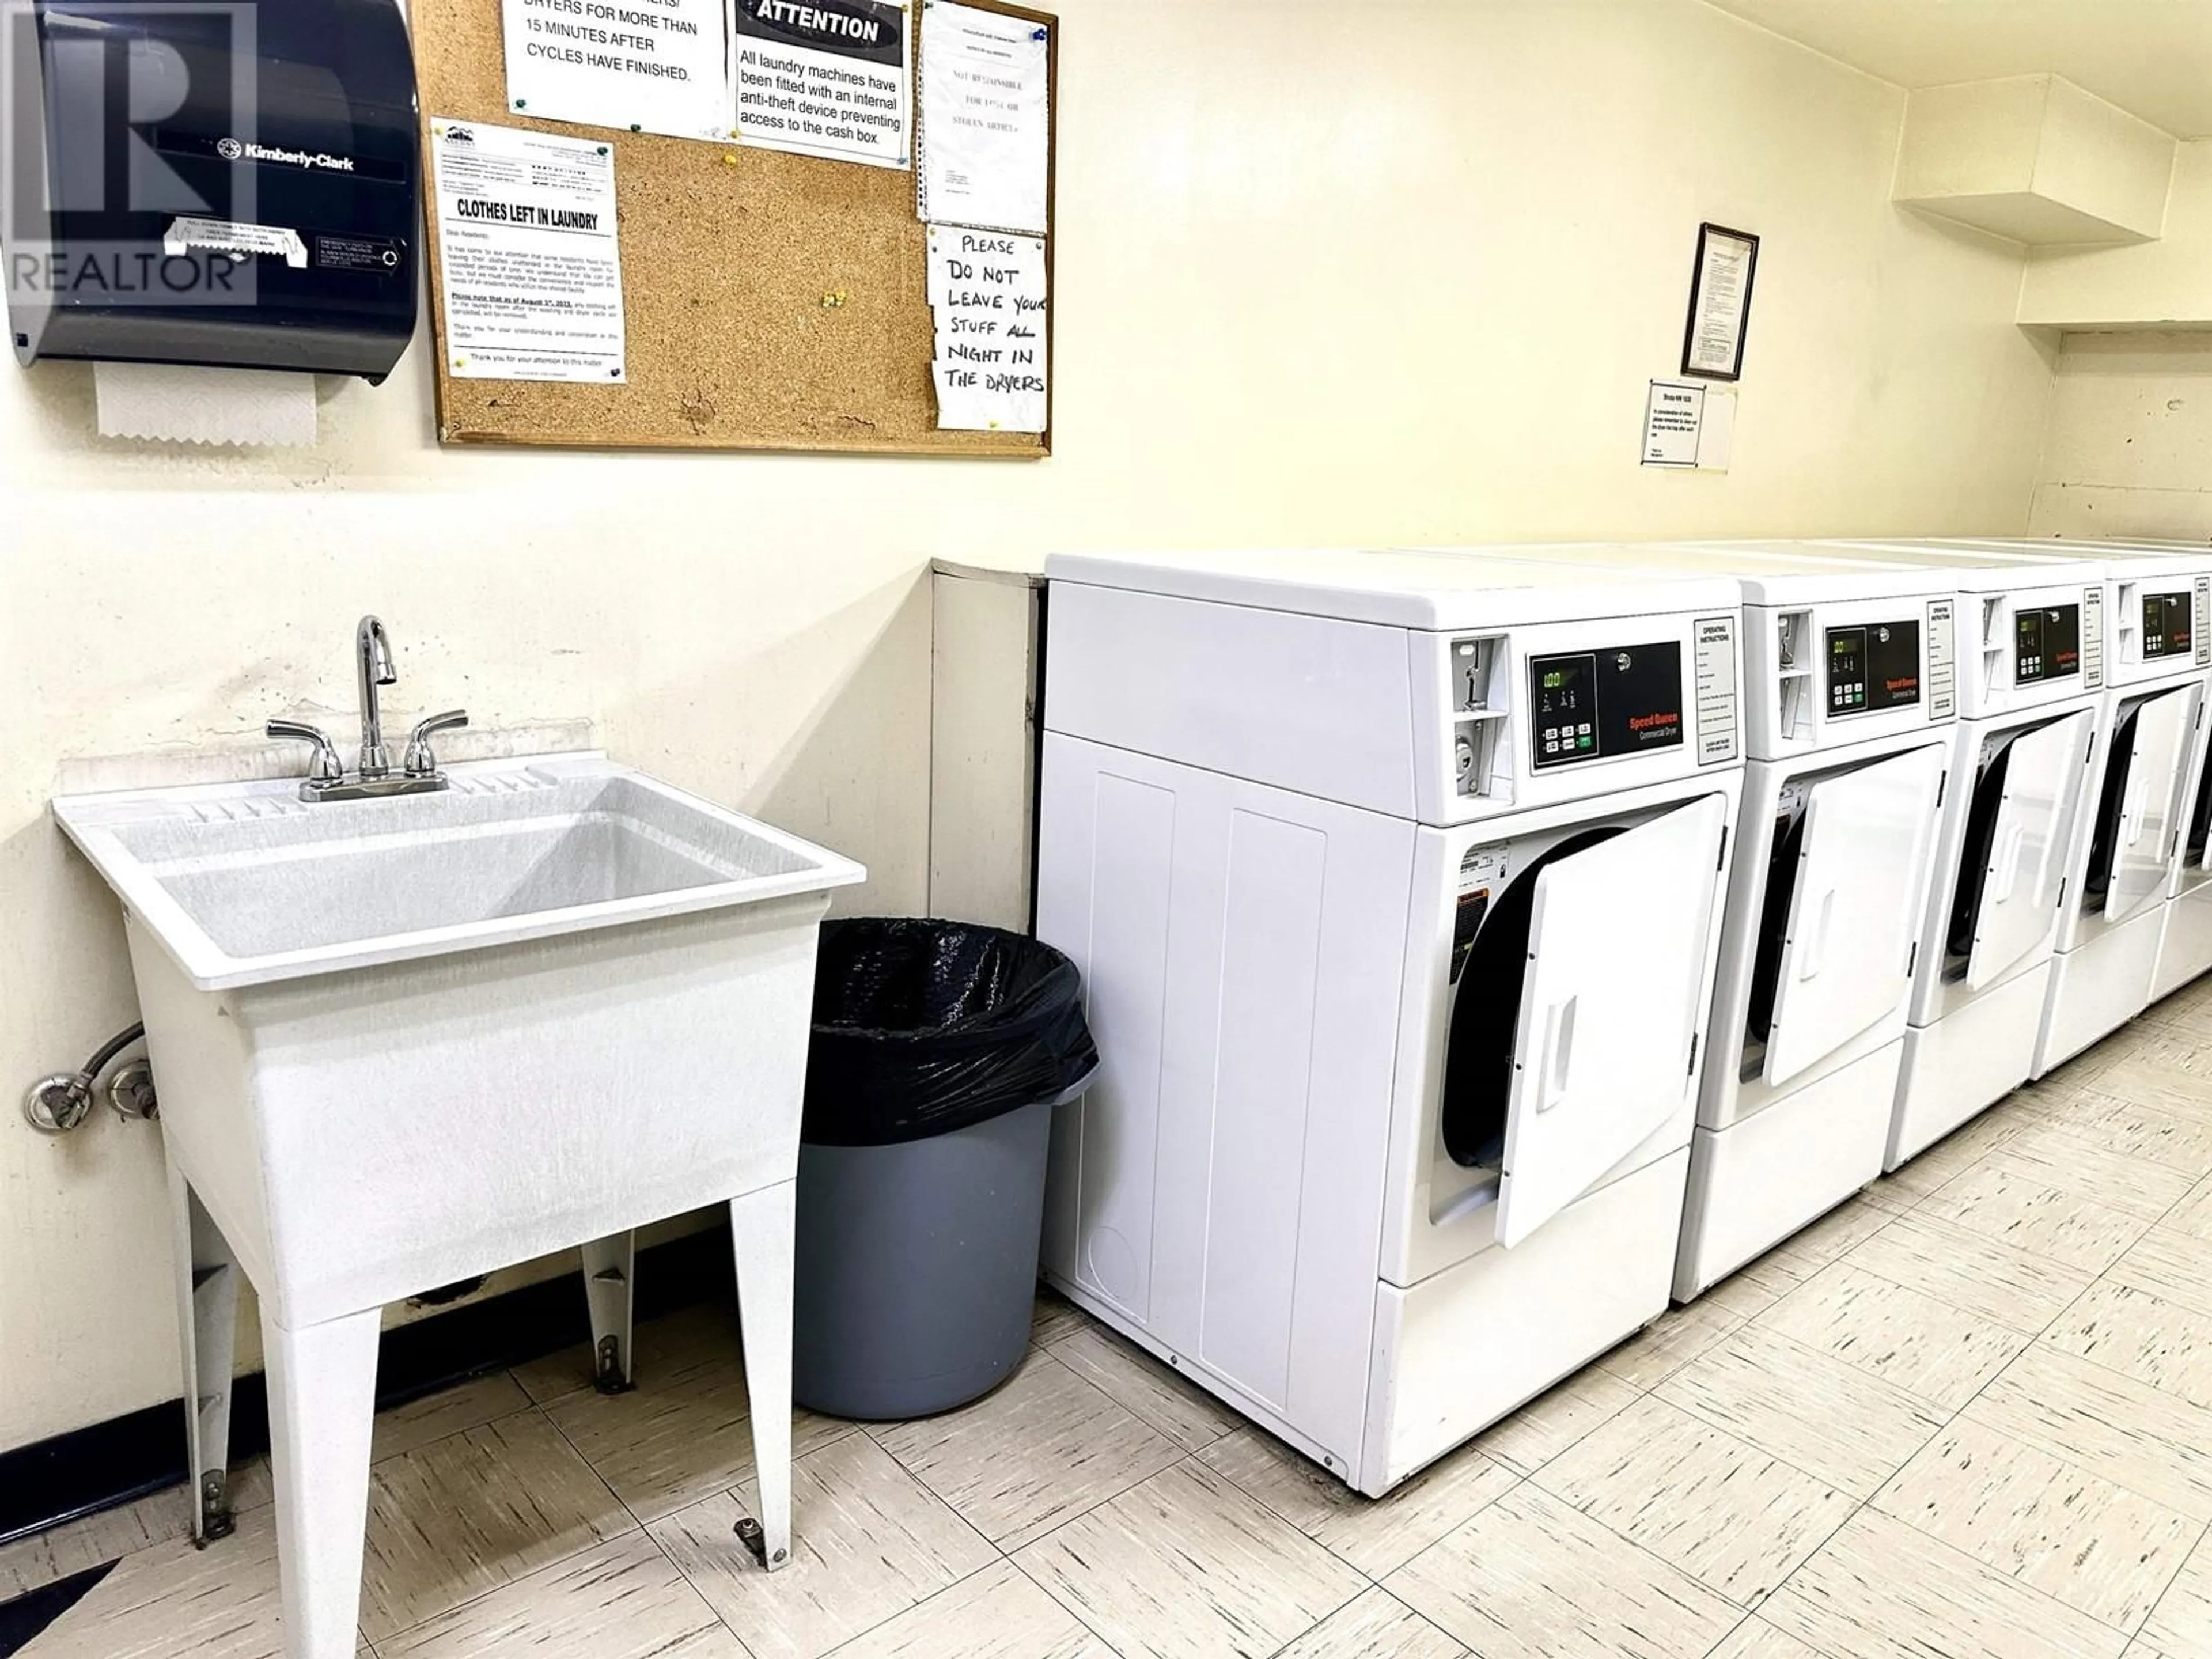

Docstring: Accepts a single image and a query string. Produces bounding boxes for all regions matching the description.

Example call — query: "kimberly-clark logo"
[3,0,265,316]
[223,137,355,172]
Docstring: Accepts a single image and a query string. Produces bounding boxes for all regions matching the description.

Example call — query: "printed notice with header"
[430,120,627,382]
[917,0,1047,233]
[1642,379,1734,470]
[500,0,733,140]
[736,0,911,168]
[1642,379,1704,467]
[927,222,1045,431]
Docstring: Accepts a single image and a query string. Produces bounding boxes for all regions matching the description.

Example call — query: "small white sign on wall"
[1642,380,1736,472]
[500,0,735,140]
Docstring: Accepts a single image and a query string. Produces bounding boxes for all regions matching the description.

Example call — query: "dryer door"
[2183,719,2212,888]
[2106,687,2198,924]
[1496,793,1727,1248]
[1965,710,2093,991]
[1762,745,1946,1088]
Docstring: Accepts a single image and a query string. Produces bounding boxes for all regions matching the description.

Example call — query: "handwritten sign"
[928,222,1045,432]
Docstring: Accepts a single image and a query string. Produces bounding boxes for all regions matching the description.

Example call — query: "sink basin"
[55,752,861,990]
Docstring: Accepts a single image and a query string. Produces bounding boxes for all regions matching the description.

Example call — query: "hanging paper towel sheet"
[93,362,319,447]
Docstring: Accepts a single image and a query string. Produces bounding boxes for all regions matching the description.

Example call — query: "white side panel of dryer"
[1044,583,1421,818]
[1497,795,1727,1247]
[1966,712,2096,992]
[1763,745,1946,1086]
[1036,750,1178,1325]
[1035,733,1415,1465]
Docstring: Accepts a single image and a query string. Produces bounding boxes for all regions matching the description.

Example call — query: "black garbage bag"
[802,918,1098,1146]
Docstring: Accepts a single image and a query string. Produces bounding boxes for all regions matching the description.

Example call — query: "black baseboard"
[0,1224,730,1550]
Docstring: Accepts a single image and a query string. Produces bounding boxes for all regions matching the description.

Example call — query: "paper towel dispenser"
[4,0,419,381]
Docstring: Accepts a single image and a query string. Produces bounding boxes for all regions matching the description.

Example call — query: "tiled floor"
[13,990,2212,1658]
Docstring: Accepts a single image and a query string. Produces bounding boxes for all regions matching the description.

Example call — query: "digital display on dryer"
[1531,654,1594,764]
[1825,619,1921,715]
[2144,592,2192,658]
[1529,641,1684,769]
[2016,605,2082,684]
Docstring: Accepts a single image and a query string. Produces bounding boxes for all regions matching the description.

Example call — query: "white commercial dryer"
[1916,540,2212,1062]
[2029,539,2212,1002]
[2153,644,2212,997]
[1442,541,1954,1300]
[1810,541,2111,1158]
[1033,548,1745,1495]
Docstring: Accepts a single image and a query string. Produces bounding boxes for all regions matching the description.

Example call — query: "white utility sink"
[54,751,864,1659]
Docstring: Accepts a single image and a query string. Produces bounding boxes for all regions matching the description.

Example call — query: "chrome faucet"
[357,615,396,779]
[267,616,468,802]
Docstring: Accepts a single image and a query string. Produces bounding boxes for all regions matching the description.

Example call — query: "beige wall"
[1,0,2057,1453]
[2031,331,2212,539]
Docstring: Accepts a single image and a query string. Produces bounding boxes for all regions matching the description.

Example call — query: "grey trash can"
[791,919,1097,1420]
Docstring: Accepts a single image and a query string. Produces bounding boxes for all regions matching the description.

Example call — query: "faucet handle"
[403,710,468,778]
[267,719,346,790]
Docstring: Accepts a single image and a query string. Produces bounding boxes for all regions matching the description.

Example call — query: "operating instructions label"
[1694,614,1738,765]
[1926,597,1956,721]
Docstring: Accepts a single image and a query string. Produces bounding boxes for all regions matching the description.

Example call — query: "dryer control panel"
[2142,590,2193,660]
[1529,642,1685,770]
[2014,603,2082,685]
[1824,619,1921,717]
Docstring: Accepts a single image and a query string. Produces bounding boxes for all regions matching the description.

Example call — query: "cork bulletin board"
[412,0,1055,456]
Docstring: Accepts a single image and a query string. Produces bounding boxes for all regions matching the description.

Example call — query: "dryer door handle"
[1796,888,1836,982]
[1995,821,2027,903]
[1536,995,1578,1113]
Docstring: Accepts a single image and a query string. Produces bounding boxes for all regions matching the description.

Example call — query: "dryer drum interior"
[1742,789,1809,1071]
[1945,728,2024,976]
[2083,702,2144,908]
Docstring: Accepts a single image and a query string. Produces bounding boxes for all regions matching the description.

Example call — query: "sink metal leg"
[262,1304,381,1659]
[729,1180,796,1572]
[165,1154,238,1546]
[581,1230,637,1393]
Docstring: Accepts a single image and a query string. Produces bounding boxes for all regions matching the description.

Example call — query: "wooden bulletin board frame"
[413,0,1056,456]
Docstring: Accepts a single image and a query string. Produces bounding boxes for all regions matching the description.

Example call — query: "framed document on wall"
[1681,222,1758,382]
